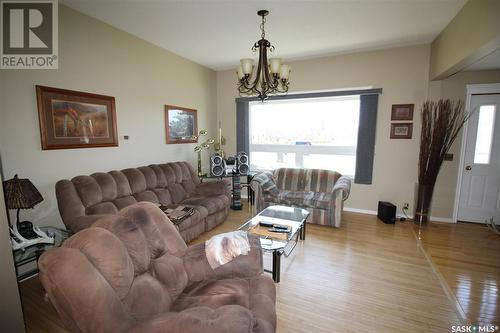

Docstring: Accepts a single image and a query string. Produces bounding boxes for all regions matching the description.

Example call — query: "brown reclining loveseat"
[56,161,229,243]
[39,202,276,333]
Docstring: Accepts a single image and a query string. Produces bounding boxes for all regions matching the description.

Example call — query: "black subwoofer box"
[377,201,396,224]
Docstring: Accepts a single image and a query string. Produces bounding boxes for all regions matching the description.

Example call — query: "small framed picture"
[391,104,414,121]
[390,123,413,139]
[36,85,118,150]
[165,105,198,144]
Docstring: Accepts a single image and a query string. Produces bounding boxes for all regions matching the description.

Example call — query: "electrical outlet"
[402,202,409,210]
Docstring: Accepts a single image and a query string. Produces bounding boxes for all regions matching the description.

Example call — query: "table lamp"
[3,174,44,239]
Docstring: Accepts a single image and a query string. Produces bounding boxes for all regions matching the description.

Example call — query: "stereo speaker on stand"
[237,151,249,175]
[210,153,225,177]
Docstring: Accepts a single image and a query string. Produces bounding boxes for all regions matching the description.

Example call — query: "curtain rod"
[235,88,382,103]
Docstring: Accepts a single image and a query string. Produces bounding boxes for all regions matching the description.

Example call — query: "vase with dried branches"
[415,99,469,225]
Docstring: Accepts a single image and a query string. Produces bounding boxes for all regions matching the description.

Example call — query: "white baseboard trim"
[344,207,455,223]
[428,216,455,223]
[344,207,377,215]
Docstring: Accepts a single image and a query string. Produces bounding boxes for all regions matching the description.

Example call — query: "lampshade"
[3,174,43,210]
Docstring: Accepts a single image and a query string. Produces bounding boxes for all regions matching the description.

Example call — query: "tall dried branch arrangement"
[418,99,468,186]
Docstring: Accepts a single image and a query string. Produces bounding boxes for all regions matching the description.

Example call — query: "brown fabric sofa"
[39,202,276,333]
[56,161,229,243]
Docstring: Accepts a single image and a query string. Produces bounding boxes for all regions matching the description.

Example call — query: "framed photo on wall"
[391,104,414,121]
[36,85,118,150]
[390,123,413,139]
[165,105,198,144]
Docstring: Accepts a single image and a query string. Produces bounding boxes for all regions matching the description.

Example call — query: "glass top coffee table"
[239,205,309,282]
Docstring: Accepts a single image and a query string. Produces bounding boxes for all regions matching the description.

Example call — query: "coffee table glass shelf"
[239,205,309,282]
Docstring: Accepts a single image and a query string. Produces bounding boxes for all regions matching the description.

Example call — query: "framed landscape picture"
[36,86,118,150]
[390,123,413,139]
[391,104,414,121]
[165,105,198,144]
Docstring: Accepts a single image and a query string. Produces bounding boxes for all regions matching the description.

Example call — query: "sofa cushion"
[181,194,230,215]
[72,175,103,207]
[251,171,279,196]
[194,181,228,196]
[264,190,333,210]
[149,165,168,188]
[133,190,159,204]
[169,183,188,203]
[138,166,158,190]
[152,188,173,205]
[123,169,147,194]
[172,276,276,331]
[273,168,308,191]
[175,209,203,232]
[91,172,118,201]
[86,202,119,215]
[113,196,137,210]
[109,171,133,197]
[273,168,341,192]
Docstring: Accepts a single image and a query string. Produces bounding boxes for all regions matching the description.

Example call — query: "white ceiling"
[465,48,500,71]
[61,0,467,70]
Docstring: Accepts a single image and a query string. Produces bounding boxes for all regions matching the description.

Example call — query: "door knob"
[465,165,472,171]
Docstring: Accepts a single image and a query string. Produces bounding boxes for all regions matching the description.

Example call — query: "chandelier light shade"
[237,10,291,102]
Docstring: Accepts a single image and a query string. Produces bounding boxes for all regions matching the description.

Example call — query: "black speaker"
[237,152,249,175]
[210,153,225,177]
[377,201,396,224]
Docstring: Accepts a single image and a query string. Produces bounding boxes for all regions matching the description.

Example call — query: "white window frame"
[248,96,359,176]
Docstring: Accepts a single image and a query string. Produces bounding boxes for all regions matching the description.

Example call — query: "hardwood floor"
[18,208,499,332]
[413,221,500,326]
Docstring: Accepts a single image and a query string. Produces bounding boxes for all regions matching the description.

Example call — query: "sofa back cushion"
[39,202,189,331]
[273,168,341,192]
[87,202,188,319]
[56,162,200,230]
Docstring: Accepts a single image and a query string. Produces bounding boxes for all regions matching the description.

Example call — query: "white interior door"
[458,94,500,223]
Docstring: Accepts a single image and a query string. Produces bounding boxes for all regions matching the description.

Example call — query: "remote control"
[273,225,288,230]
[268,228,290,233]
[259,221,274,228]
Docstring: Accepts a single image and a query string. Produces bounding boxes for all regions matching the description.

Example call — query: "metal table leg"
[272,250,282,283]
[300,221,306,240]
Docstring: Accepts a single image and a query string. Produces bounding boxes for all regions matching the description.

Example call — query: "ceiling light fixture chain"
[237,10,290,102]
[260,14,266,39]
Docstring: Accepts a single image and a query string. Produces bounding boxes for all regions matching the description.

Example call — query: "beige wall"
[0,171,25,333]
[430,0,500,80]
[430,70,500,218]
[0,5,217,229]
[217,45,431,216]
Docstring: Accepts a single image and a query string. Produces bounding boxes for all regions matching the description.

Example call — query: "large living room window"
[249,96,360,176]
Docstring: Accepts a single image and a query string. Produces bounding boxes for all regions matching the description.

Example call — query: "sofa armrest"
[250,171,279,196]
[129,305,256,333]
[332,175,351,201]
[182,234,263,284]
[193,180,229,196]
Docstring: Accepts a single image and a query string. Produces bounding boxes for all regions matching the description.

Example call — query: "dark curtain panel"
[236,100,249,155]
[354,94,379,184]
